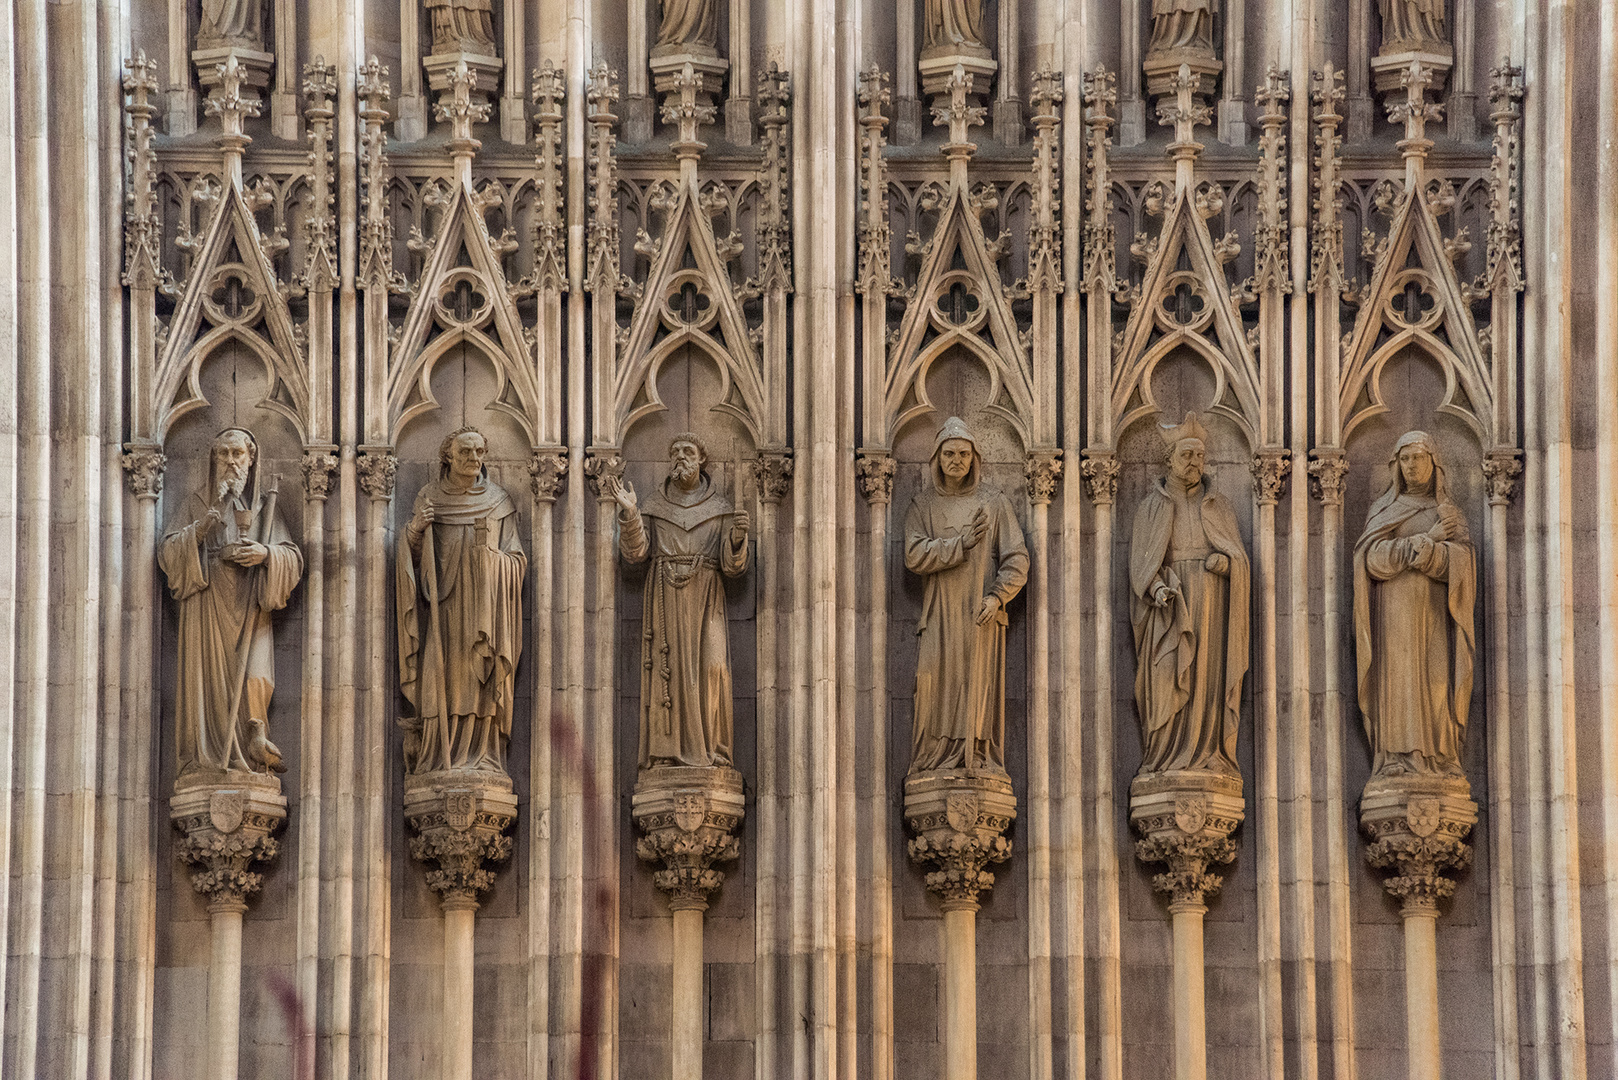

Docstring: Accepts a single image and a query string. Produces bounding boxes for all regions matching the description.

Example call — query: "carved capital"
[405,775,519,909]
[583,448,625,501]
[528,447,569,502]
[1024,449,1064,506]
[856,450,896,505]
[751,450,794,505]
[1361,774,1476,918]
[357,450,398,501]
[1250,448,1293,505]
[122,444,168,499]
[1307,449,1350,506]
[1130,770,1245,913]
[632,767,745,912]
[1080,451,1120,505]
[302,450,339,501]
[1483,450,1523,506]
[903,771,1017,912]
[170,778,287,912]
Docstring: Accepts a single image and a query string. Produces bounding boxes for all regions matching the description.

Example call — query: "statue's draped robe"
[655,0,718,50]
[620,479,749,768]
[922,0,986,51]
[1129,477,1249,776]
[1354,491,1475,776]
[1377,0,1446,50]
[198,0,265,49]
[398,477,526,774]
[424,0,496,52]
[160,491,302,775]
[1149,0,1218,53]
[904,475,1029,773]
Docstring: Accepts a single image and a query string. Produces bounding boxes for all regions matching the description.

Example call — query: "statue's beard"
[672,460,699,486]
[217,464,249,504]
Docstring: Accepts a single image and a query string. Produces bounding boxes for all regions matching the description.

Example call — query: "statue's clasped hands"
[1203,552,1230,575]
[1428,504,1464,543]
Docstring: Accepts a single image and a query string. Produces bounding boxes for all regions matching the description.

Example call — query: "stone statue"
[653,0,719,54]
[425,0,497,54]
[1148,0,1218,56]
[1353,431,1475,779]
[606,433,751,770]
[903,417,1029,774]
[1377,0,1447,52]
[398,427,527,775]
[197,0,265,51]
[1129,413,1250,777]
[160,428,303,778]
[922,0,988,54]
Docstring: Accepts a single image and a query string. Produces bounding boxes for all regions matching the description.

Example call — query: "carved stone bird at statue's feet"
[245,717,287,774]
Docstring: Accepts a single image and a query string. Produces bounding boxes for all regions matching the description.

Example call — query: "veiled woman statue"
[904,417,1029,774]
[1129,413,1250,777]
[1378,0,1447,52]
[1353,431,1475,779]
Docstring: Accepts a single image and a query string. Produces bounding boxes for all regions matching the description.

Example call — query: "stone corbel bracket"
[1130,770,1245,912]
[171,776,289,913]
[405,774,519,910]
[1360,775,1476,916]
[632,766,746,912]
[903,771,1018,912]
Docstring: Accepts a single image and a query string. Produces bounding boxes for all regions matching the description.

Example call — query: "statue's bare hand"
[410,504,437,536]
[606,474,638,514]
[730,508,750,545]
[975,594,1002,626]
[1204,552,1230,575]
[962,507,990,549]
[1150,581,1173,608]
[227,541,269,567]
[203,506,227,539]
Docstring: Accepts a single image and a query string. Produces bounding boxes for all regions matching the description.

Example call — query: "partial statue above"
[1143,0,1222,97]
[160,428,303,778]
[608,433,751,770]
[922,0,989,58]
[425,0,497,55]
[1148,0,1217,56]
[653,0,719,57]
[1129,412,1250,778]
[197,0,266,51]
[1353,431,1475,780]
[904,417,1029,774]
[399,427,527,776]
[1378,0,1447,55]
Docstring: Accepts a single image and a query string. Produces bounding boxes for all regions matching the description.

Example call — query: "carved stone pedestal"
[423,51,504,106]
[405,771,518,1080]
[1372,49,1452,95]
[633,766,744,1080]
[919,51,996,102]
[650,52,729,149]
[1130,770,1244,1080]
[171,773,287,1080]
[904,770,1016,1080]
[1361,773,1475,1080]
[1144,51,1221,100]
[193,46,274,108]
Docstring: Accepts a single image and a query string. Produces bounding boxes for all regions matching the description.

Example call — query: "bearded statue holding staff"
[160,428,303,778]
[398,426,527,776]
[1353,431,1476,779]
[606,433,751,770]
[1129,412,1250,778]
[903,417,1029,775]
